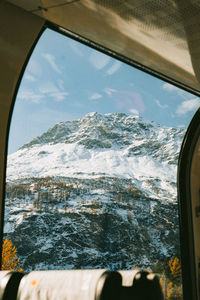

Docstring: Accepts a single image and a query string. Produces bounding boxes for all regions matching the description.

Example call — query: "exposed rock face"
[4,113,185,271]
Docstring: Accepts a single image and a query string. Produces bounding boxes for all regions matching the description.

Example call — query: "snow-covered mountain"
[4,112,185,271]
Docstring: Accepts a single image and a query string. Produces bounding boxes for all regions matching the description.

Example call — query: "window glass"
[4,28,200,298]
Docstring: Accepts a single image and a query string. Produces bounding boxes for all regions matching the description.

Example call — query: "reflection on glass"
[4,28,200,299]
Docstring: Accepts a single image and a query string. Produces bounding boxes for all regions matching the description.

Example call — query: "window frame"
[1,19,200,299]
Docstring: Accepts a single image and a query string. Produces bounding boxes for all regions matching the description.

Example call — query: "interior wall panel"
[8,0,200,93]
[0,2,45,265]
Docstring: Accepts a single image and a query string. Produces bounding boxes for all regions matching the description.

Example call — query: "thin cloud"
[90,93,102,100]
[116,91,145,113]
[107,61,121,75]
[162,82,192,101]
[50,92,69,102]
[90,51,110,70]
[39,82,59,94]
[129,108,139,115]
[68,40,83,57]
[39,81,68,102]
[27,60,42,76]
[176,98,200,115]
[105,88,145,113]
[17,88,44,103]
[162,83,181,92]
[42,53,61,74]
[57,79,65,91]
[155,99,168,109]
[24,73,36,82]
[104,88,118,96]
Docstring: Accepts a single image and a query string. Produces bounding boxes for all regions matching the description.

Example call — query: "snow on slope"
[7,142,175,183]
[7,112,184,201]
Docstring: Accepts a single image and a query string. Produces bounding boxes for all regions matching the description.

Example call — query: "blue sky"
[8,28,200,153]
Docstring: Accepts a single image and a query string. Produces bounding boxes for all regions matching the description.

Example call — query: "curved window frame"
[0,3,45,269]
[178,108,200,300]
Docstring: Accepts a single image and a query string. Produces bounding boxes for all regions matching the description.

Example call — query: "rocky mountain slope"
[4,112,185,271]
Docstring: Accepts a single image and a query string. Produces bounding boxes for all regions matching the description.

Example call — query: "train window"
[3,28,200,299]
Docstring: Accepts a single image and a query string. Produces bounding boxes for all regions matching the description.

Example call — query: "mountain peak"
[19,112,184,156]
[84,112,99,117]
[19,113,147,149]
[9,112,185,186]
